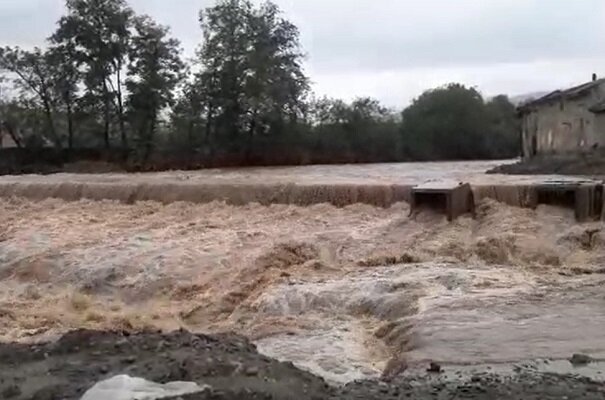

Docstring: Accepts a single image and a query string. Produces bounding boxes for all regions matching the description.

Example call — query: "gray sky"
[2,0,605,106]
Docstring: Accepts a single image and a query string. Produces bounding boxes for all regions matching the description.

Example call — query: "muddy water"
[0,159,588,186]
[1,194,605,383]
[254,265,605,382]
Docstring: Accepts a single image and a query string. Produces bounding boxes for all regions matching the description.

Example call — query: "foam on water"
[1,191,605,382]
[253,264,605,381]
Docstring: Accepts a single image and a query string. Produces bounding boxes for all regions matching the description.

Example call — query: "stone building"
[519,75,605,159]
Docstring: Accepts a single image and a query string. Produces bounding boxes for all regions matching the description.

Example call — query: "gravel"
[0,329,604,400]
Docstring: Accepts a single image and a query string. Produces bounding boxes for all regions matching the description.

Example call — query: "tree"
[0,84,24,148]
[485,95,520,158]
[196,0,309,156]
[0,97,53,148]
[197,0,252,146]
[126,16,184,160]
[243,1,309,138]
[308,97,349,126]
[307,96,399,162]
[0,0,521,170]
[47,44,80,149]
[170,73,209,151]
[401,84,490,160]
[0,47,61,148]
[52,0,133,148]
[400,85,521,160]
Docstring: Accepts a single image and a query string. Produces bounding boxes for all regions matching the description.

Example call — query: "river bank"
[488,155,605,177]
[1,329,604,400]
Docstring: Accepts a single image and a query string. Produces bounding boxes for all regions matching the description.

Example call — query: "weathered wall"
[595,114,605,148]
[522,83,605,159]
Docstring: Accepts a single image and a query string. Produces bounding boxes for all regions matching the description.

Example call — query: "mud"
[489,156,605,177]
[0,329,328,400]
[1,329,605,400]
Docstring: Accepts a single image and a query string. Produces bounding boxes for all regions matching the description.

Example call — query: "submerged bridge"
[410,180,603,222]
[0,171,602,221]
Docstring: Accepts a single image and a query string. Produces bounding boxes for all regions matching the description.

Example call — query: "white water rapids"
[1,161,604,383]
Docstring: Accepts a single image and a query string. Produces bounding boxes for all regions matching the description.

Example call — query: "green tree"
[243,1,309,137]
[401,84,490,160]
[0,47,61,148]
[196,0,309,156]
[485,95,520,158]
[126,16,184,160]
[0,91,24,148]
[47,44,81,149]
[307,97,399,162]
[198,0,251,145]
[170,73,209,151]
[0,97,52,148]
[52,0,133,148]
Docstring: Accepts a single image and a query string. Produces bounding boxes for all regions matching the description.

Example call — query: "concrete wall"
[522,83,605,159]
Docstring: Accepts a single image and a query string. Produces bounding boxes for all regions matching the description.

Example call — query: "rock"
[427,362,442,373]
[570,354,592,366]
[80,375,210,400]
[155,340,167,352]
[123,356,137,364]
[1,385,21,398]
[381,356,408,382]
[245,366,260,376]
[114,338,129,349]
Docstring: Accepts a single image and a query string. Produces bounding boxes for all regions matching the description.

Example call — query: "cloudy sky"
[2,0,605,106]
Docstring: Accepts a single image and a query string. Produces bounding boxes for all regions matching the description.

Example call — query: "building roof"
[519,78,605,112]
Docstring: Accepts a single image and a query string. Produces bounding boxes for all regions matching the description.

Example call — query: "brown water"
[0,161,604,383]
[0,159,589,187]
[1,194,605,382]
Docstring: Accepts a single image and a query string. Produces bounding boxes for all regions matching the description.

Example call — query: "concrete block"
[411,182,475,221]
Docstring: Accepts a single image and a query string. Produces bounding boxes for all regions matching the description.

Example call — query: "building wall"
[522,84,605,159]
[595,114,605,149]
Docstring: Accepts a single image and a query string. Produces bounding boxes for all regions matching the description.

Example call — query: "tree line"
[0,0,520,169]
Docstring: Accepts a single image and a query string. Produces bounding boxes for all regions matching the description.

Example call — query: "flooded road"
[0,161,604,383]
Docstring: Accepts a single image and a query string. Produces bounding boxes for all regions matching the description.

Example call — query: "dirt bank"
[488,156,605,177]
[1,329,604,400]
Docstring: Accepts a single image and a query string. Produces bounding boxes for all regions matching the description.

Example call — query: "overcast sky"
[2,0,605,106]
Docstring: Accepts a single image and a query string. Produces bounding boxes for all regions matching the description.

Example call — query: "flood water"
[255,261,605,382]
[0,159,589,186]
[0,160,604,383]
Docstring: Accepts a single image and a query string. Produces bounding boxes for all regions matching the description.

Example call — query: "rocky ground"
[488,155,605,176]
[1,330,604,400]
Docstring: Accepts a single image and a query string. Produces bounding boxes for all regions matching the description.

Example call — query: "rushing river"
[0,161,604,383]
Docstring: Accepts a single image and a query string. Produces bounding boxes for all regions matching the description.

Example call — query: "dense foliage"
[401,85,520,161]
[0,0,520,168]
